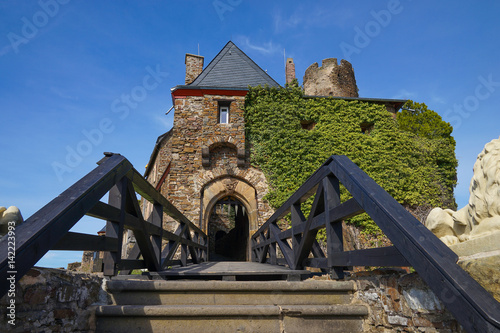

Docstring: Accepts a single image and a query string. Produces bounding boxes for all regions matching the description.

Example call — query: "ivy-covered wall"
[244,85,457,235]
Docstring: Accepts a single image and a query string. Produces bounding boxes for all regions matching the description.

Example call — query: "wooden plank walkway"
[144,261,312,281]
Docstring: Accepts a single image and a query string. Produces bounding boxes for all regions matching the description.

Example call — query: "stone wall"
[349,269,465,332]
[185,54,204,84]
[0,267,110,332]
[285,58,296,84]
[148,93,273,235]
[0,267,471,332]
[303,58,359,97]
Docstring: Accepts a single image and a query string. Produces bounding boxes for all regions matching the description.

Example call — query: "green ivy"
[244,85,457,234]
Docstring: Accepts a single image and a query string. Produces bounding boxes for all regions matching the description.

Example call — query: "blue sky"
[1,1,499,268]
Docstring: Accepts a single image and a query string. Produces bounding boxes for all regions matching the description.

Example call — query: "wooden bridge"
[0,153,499,332]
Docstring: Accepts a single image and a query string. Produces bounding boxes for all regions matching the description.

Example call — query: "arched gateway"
[201,177,259,261]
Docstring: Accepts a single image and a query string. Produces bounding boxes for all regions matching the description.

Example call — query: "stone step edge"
[105,280,356,292]
[96,304,368,318]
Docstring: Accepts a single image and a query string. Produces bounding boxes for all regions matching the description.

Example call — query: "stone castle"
[143,41,404,261]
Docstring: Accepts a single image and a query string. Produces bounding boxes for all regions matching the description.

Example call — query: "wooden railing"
[251,155,500,333]
[0,153,207,296]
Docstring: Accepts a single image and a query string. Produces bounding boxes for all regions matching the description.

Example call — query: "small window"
[219,106,229,124]
[218,101,231,124]
[300,120,316,130]
[360,122,374,134]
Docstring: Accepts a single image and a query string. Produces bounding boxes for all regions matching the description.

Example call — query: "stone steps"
[95,279,368,332]
[105,280,356,305]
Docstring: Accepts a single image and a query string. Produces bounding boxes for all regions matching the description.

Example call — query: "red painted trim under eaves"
[172,88,248,99]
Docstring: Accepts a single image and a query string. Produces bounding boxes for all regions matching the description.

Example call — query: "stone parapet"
[0,267,111,332]
[449,232,500,301]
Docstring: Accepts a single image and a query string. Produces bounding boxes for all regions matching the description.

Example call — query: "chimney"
[185,54,204,85]
[285,58,296,85]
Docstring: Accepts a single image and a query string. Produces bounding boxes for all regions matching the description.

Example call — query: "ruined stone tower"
[303,58,358,97]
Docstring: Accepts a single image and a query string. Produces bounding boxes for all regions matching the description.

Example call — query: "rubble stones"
[0,267,110,332]
[349,270,465,332]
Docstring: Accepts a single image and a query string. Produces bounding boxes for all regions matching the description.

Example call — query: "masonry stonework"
[349,270,466,332]
[303,58,359,97]
[146,91,273,259]
[185,54,204,85]
[286,58,296,84]
[0,268,110,332]
[1,268,466,332]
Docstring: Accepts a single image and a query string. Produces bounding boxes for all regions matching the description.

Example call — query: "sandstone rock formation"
[0,206,23,236]
[425,136,500,245]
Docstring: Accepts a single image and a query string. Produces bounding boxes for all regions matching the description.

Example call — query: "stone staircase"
[95,278,368,332]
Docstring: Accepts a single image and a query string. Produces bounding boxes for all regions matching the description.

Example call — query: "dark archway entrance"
[208,196,249,261]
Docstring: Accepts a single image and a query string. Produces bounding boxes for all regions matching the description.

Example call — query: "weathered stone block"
[458,254,500,301]
[53,308,75,319]
[23,286,49,305]
[303,58,358,97]
[350,271,465,332]
[0,268,110,332]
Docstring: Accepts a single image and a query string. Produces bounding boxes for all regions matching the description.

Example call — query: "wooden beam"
[150,203,163,266]
[270,223,294,268]
[251,198,362,250]
[184,224,201,264]
[269,236,277,265]
[265,258,287,266]
[86,201,120,222]
[311,240,325,258]
[323,175,343,279]
[328,156,500,332]
[103,180,126,276]
[293,183,324,269]
[0,154,131,296]
[126,169,205,235]
[116,259,146,271]
[257,232,269,264]
[160,223,186,269]
[118,243,141,275]
[123,179,159,272]
[52,232,118,251]
[252,165,331,239]
[89,201,205,249]
[291,203,305,266]
[303,246,410,268]
[155,162,171,191]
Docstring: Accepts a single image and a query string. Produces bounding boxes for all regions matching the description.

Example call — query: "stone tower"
[285,58,296,85]
[144,42,279,261]
[303,58,358,97]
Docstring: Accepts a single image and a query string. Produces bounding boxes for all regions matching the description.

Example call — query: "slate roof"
[144,129,172,178]
[188,41,280,88]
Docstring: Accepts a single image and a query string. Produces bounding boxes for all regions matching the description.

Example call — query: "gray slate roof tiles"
[189,41,280,88]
